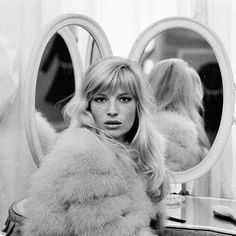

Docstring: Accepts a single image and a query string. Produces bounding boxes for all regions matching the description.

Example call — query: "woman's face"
[90,87,137,141]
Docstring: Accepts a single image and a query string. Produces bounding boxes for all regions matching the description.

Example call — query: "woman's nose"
[107,100,118,116]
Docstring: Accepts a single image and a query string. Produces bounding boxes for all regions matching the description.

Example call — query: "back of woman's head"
[148,58,210,149]
[188,66,211,149]
[187,67,204,113]
[148,58,196,115]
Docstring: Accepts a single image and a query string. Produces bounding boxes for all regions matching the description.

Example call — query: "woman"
[22,57,168,236]
[148,58,210,172]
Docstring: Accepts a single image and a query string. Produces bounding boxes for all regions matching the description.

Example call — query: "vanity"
[2,13,235,236]
[165,195,236,235]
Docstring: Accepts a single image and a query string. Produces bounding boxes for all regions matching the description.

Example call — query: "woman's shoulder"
[155,111,198,141]
[41,127,118,174]
[59,127,97,141]
[53,127,104,154]
[156,111,197,131]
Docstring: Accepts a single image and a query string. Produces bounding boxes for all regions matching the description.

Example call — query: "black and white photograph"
[0,1,235,235]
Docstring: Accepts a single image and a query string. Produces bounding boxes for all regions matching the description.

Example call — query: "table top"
[165,195,236,235]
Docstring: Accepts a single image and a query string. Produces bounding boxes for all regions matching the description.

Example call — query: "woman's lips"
[104,121,121,129]
[105,121,121,125]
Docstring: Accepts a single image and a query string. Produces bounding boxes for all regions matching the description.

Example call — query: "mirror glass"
[35,26,102,132]
[139,28,223,172]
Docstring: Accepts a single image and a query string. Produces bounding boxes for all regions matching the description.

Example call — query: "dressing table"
[3,14,235,236]
[164,195,236,235]
[3,196,236,236]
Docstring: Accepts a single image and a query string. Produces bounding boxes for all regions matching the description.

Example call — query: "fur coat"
[22,127,166,236]
[155,111,203,172]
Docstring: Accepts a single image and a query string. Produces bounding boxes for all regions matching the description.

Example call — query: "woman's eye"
[93,97,106,103]
[119,96,132,103]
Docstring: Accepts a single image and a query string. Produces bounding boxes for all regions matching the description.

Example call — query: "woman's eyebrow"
[94,93,106,96]
[118,93,132,96]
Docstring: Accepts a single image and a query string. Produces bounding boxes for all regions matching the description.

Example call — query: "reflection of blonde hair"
[64,56,168,201]
[148,58,210,149]
[188,67,210,149]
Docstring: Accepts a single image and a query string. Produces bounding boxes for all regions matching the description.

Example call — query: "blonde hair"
[64,56,167,201]
[188,67,210,149]
[148,58,210,149]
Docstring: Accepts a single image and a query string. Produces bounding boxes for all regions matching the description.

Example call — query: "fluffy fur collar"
[155,111,202,171]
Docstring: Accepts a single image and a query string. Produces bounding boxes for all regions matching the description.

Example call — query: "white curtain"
[61,0,177,57]
[0,0,59,227]
[0,35,19,227]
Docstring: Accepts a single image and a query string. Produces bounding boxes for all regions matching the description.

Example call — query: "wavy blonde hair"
[148,58,210,150]
[64,56,168,201]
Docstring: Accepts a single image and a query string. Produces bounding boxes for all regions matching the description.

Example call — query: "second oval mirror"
[129,17,234,183]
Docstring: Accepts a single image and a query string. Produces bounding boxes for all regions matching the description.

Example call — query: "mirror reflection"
[35,26,102,132]
[140,28,223,172]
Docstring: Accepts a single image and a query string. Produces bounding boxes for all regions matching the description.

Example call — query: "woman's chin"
[105,130,124,141]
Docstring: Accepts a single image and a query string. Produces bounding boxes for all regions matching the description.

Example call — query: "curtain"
[0,35,19,227]
[0,0,59,227]
[61,0,177,57]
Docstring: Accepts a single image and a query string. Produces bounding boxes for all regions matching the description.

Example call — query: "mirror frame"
[24,14,113,167]
[85,34,102,69]
[129,17,235,183]
[57,27,84,91]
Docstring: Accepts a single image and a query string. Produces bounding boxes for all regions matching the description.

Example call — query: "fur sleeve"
[23,128,150,236]
[156,111,202,171]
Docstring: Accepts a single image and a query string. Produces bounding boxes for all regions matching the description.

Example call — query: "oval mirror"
[36,27,82,133]
[24,14,113,167]
[129,17,235,183]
